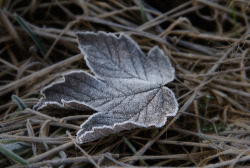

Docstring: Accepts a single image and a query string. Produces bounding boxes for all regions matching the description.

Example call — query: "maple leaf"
[34,32,178,143]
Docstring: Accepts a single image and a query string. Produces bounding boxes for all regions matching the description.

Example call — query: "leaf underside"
[34,31,178,143]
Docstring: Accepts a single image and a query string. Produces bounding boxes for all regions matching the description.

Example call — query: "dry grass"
[0,0,250,167]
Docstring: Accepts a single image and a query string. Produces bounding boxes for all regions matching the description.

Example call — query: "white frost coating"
[34,31,178,143]
[33,70,96,111]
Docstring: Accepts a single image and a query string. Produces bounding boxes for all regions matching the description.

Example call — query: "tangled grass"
[0,0,250,167]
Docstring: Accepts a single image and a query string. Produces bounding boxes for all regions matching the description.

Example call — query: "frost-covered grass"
[0,0,249,167]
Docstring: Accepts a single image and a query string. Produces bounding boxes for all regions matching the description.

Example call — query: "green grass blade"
[198,133,212,141]
[123,136,148,166]
[0,142,28,165]
[11,95,27,110]
[228,0,237,34]
[14,13,46,56]
[139,0,147,23]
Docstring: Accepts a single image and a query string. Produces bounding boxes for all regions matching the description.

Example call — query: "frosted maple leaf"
[34,32,178,143]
